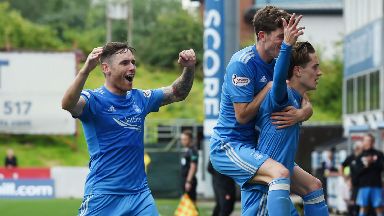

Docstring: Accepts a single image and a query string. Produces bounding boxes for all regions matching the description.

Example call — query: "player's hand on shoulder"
[178,49,196,68]
[283,13,305,46]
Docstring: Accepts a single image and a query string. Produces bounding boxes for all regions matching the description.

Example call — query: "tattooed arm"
[161,49,196,106]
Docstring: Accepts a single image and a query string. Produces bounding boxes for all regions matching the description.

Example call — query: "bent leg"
[291,165,329,216]
[249,159,291,216]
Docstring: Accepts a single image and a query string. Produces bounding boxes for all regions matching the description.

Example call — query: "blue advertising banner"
[0,179,55,199]
[344,19,382,77]
[203,0,225,137]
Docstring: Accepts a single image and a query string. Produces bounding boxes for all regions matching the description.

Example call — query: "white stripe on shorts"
[257,193,268,216]
[222,143,257,174]
[79,195,92,216]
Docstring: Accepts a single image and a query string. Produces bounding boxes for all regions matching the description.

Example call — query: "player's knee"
[271,165,289,179]
[311,177,323,190]
[305,177,323,195]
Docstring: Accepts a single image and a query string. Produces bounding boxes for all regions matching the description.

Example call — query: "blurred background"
[0,0,382,215]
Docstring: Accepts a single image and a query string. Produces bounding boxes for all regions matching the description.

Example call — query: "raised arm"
[270,15,314,129]
[271,14,303,105]
[161,49,196,106]
[61,47,102,116]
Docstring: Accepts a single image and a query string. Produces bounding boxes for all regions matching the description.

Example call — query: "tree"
[308,52,343,120]
[0,3,64,50]
[134,1,203,71]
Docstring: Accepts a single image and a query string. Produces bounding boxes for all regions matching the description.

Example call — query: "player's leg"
[210,139,290,215]
[241,189,268,216]
[370,187,384,216]
[356,187,370,216]
[241,189,299,216]
[291,165,329,216]
[248,158,291,216]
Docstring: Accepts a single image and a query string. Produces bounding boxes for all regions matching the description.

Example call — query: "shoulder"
[230,46,255,65]
[81,87,105,99]
[130,89,152,98]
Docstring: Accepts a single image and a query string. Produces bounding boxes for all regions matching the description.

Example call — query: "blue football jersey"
[78,86,163,195]
[213,45,275,144]
[255,42,303,173]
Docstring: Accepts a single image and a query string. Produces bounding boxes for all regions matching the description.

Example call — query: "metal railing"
[144,118,201,152]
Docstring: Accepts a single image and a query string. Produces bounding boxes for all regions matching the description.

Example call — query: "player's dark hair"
[252,6,291,41]
[100,42,135,63]
[288,41,315,79]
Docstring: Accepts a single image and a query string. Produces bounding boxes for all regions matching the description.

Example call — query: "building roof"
[244,0,343,23]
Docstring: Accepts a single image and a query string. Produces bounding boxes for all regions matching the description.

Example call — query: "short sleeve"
[142,89,164,114]
[78,90,96,121]
[190,149,198,163]
[226,62,255,103]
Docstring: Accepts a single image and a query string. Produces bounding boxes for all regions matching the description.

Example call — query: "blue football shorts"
[356,187,383,208]
[78,189,159,216]
[209,136,269,188]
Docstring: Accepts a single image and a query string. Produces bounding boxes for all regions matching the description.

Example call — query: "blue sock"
[358,213,366,216]
[303,188,329,216]
[267,178,291,216]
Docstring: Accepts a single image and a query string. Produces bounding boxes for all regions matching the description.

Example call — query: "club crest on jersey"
[142,90,151,98]
[232,74,250,87]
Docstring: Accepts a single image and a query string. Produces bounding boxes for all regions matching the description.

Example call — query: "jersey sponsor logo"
[259,75,267,83]
[142,90,151,98]
[113,117,142,131]
[108,105,116,112]
[232,74,250,86]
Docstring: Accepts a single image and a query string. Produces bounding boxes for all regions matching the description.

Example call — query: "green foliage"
[133,0,203,73]
[308,53,343,121]
[0,3,64,50]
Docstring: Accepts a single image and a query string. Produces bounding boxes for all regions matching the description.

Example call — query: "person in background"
[4,148,17,169]
[340,141,363,216]
[320,148,338,200]
[355,133,384,216]
[180,129,198,202]
[208,161,236,216]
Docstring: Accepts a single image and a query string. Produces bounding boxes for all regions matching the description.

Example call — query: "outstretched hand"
[83,47,103,73]
[283,13,304,46]
[178,49,196,68]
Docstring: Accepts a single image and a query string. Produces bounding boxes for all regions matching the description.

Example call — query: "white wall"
[51,167,88,198]
[300,15,344,59]
[344,0,383,34]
